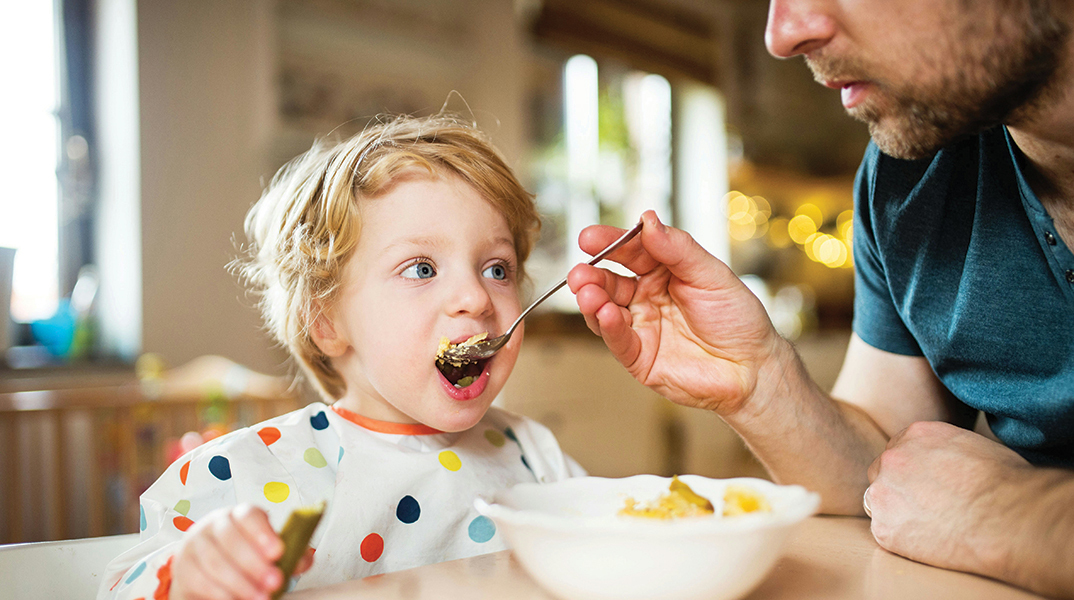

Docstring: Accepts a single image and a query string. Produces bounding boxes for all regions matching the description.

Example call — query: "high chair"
[0,532,139,599]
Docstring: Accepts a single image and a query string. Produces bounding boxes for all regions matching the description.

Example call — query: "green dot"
[304,447,327,468]
[484,429,506,447]
[174,499,191,516]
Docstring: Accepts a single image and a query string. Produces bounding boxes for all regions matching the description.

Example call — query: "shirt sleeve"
[852,143,924,356]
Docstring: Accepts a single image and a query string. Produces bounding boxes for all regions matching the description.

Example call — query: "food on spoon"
[722,485,772,516]
[619,476,715,519]
[436,333,489,388]
[436,332,488,367]
[272,501,326,600]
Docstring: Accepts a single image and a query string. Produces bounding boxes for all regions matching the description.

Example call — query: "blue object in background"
[31,299,77,357]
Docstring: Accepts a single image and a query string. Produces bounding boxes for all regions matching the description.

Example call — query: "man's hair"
[237,114,540,401]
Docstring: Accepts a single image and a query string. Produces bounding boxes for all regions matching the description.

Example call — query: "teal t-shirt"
[852,125,1074,467]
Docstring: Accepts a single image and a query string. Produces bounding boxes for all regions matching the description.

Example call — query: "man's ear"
[310,307,349,357]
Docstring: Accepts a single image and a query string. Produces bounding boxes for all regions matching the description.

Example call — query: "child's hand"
[170,504,307,600]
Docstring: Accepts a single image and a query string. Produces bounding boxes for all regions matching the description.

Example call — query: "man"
[567,0,1074,596]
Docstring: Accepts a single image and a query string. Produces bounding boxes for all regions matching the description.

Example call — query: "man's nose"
[765,0,837,58]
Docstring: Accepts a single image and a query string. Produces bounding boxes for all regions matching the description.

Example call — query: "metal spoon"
[438,220,644,365]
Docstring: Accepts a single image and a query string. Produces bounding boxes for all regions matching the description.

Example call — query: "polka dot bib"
[100,403,584,598]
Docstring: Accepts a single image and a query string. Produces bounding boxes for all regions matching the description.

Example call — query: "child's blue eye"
[402,261,437,279]
[483,264,508,281]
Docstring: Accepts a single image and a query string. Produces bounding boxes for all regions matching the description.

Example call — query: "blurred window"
[527,53,728,311]
[0,2,61,322]
[0,0,94,325]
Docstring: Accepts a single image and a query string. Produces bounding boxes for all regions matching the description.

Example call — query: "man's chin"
[855,112,950,161]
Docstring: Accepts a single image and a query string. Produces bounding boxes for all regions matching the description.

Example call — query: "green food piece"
[456,376,477,387]
[669,475,714,512]
[272,501,326,600]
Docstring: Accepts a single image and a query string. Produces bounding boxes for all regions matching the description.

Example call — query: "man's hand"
[170,504,314,600]
[866,421,1074,598]
[567,210,785,416]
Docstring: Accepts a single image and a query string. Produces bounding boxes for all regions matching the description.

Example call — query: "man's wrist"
[721,335,815,429]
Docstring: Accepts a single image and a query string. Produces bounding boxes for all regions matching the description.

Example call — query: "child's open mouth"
[436,357,488,388]
[436,335,490,388]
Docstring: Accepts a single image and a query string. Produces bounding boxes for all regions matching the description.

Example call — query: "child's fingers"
[294,547,316,576]
[231,504,285,561]
[177,531,270,600]
[216,507,284,592]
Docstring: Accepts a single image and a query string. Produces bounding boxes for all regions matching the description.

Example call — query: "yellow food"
[618,477,772,520]
[436,332,489,367]
[619,476,714,519]
[722,485,772,516]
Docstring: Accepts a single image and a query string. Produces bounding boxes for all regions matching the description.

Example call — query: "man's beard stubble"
[806,0,1069,160]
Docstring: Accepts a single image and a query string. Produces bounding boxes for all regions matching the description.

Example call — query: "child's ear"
[310,309,349,357]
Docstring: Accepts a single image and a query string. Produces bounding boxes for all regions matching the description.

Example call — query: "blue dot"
[125,561,147,584]
[468,516,495,543]
[311,411,329,430]
[338,446,344,463]
[504,427,518,443]
[208,455,231,480]
[396,495,420,524]
[139,506,147,531]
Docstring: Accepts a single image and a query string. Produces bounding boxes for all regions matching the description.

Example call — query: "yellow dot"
[264,481,290,503]
[439,450,462,471]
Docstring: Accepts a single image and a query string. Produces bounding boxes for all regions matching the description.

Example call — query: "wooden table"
[287,516,1043,599]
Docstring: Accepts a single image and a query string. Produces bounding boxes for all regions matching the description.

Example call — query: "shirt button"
[1067,269,1074,284]
[1045,231,1058,246]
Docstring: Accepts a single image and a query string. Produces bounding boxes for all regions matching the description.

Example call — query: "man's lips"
[823,79,870,109]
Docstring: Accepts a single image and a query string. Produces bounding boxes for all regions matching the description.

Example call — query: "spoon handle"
[508,220,644,335]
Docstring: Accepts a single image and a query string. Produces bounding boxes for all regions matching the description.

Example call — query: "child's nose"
[446,272,494,317]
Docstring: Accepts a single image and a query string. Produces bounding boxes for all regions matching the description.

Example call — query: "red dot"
[173,516,194,532]
[258,427,281,446]
[360,533,384,562]
[179,461,190,485]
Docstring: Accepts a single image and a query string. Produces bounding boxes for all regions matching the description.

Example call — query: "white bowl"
[474,475,820,600]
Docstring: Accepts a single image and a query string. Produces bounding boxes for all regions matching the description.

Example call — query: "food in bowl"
[619,475,714,519]
[475,475,820,600]
[723,484,772,516]
[618,475,772,520]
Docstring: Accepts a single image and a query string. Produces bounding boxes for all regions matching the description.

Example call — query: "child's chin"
[430,409,488,433]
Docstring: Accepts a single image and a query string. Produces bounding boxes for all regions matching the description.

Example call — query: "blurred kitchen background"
[0,0,869,543]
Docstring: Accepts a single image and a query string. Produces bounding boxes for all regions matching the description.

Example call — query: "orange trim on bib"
[330,405,443,435]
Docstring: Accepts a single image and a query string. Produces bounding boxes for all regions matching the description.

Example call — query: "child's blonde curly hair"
[238,114,540,401]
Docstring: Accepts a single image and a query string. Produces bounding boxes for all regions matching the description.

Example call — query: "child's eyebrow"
[377,235,516,257]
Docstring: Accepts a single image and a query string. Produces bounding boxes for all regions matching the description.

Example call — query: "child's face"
[321,171,524,432]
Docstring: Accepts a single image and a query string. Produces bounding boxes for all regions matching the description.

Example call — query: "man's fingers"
[867,452,883,483]
[636,211,738,292]
[568,263,637,308]
[578,222,658,276]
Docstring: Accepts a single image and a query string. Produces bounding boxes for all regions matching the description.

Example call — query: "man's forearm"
[1001,468,1074,598]
[720,339,888,514]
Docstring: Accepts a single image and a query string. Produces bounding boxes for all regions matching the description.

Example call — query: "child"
[99,114,586,600]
